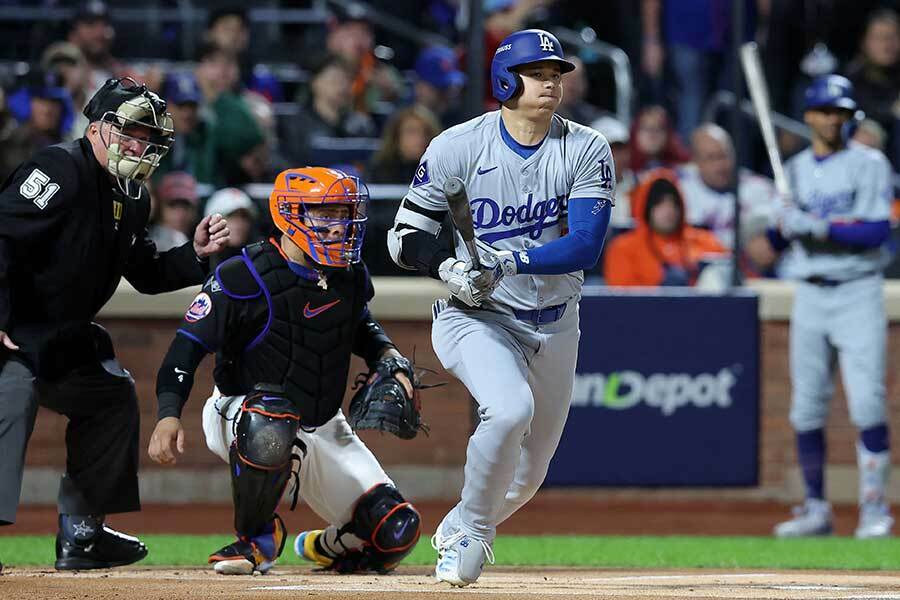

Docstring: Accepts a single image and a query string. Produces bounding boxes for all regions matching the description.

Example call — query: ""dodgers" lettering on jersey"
[471,194,568,242]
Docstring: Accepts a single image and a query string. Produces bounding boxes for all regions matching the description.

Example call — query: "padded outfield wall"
[16,279,900,505]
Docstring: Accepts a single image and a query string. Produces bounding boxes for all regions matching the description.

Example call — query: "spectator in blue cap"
[412,46,466,128]
[41,42,92,140]
[0,71,73,180]
[154,71,216,184]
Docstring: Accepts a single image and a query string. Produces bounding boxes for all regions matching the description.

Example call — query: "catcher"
[147,167,425,575]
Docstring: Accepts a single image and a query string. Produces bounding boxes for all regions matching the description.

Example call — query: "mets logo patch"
[412,161,430,188]
[185,292,212,322]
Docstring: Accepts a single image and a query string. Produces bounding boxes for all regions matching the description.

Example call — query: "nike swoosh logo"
[476,166,498,175]
[303,299,341,318]
[395,519,410,541]
[174,367,189,374]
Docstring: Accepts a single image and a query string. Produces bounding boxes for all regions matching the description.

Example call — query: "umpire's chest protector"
[218,243,366,427]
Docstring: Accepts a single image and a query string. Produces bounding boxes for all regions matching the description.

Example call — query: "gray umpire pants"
[0,358,141,526]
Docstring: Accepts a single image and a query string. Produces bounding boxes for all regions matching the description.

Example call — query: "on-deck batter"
[771,75,894,539]
[389,29,614,586]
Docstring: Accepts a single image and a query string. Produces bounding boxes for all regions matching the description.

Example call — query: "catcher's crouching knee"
[342,483,421,573]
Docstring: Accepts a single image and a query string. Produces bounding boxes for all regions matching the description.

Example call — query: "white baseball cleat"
[432,530,494,587]
[855,502,894,539]
[774,498,833,538]
[212,556,275,575]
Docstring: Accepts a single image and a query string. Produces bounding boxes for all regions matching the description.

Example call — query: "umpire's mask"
[84,77,175,199]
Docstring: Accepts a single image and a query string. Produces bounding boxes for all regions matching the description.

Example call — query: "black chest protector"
[215,242,368,427]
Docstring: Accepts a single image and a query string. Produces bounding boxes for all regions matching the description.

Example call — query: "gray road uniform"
[781,143,892,433]
[774,140,894,539]
[389,110,614,546]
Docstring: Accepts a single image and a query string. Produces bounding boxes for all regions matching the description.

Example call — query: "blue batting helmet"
[491,29,576,103]
[804,75,857,112]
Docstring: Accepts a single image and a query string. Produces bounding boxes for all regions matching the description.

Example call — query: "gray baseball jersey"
[400,110,615,311]
[781,143,893,281]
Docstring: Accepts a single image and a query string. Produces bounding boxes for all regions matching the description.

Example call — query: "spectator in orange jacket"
[604,169,726,286]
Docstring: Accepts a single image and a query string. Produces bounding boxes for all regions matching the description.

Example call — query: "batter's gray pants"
[432,298,580,543]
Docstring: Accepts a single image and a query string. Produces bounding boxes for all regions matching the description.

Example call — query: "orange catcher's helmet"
[269,167,369,267]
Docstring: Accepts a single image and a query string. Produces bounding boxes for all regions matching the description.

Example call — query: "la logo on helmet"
[538,32,555,52]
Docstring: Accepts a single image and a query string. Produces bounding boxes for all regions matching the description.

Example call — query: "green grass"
[1,535,898,570]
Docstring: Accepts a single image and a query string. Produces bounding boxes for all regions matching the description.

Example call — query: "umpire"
[0,77,229,571]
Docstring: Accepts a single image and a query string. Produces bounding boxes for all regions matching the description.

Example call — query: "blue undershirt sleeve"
[514,198,612,275]
[827,220,891,248]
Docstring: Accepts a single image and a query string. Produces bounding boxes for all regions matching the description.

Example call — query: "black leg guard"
[229,385,301,537]
[332,483,421,573]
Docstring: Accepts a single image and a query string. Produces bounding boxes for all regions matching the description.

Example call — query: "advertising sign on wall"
[545,290,760,487]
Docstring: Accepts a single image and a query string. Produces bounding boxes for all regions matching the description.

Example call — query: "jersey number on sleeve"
[599,159,613,191]
[19,168,60,210]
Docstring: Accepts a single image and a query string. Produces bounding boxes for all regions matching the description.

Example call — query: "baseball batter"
[389,29,614,585]
[772,75,893,538]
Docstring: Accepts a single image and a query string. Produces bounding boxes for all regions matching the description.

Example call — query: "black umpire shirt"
[0,137,209,379]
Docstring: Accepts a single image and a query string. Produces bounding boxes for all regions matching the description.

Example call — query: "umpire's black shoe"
[55,525,148,570]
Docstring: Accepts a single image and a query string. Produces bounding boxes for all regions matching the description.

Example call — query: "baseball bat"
[443,176,482,270]
[740,42,791,199]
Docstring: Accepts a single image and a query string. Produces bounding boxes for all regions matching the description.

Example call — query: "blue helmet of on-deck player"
[803,75,858,112]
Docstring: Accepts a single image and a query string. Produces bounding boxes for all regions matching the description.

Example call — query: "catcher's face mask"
[86,77,174,199]
[268,167,369,268]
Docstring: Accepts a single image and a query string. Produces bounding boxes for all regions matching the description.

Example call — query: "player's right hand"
[777,206,829,240]
[148,416,185,466]
[438,258,487,307]
[0,330,19,351]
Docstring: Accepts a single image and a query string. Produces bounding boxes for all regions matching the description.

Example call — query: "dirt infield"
[3,566,900,600]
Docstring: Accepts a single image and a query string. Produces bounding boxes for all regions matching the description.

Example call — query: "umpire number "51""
[20,168,60,210]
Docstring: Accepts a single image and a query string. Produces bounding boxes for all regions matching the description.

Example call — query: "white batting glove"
[474,239,519,286]
[475,248,517,293]
[778,206,829,240]
[438,258,487,307]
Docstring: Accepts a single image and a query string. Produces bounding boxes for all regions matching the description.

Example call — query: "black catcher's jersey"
[157,239,394,427]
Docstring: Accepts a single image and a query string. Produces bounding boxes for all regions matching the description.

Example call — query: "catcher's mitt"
[348,355,438,440]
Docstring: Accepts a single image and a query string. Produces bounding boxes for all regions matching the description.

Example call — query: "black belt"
[804,272,877,287]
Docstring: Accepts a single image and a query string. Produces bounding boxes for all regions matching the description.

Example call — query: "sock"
[861,424,889,453]
[249,516,283,561]
[858,425,891,505]
[59,514,103,545]
[797,429,826,500]
[321,525,363,557]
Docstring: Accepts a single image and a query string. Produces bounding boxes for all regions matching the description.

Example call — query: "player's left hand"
[193,213,230,258]
[348,353,430,440]
[777,206,829,240]
[380,349,414,397]
[474,241,519,293]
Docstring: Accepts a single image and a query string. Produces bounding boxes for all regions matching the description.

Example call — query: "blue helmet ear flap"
[841,109,866,143]
[493,65,521,102]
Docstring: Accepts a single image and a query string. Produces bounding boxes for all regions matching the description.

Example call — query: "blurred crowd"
[2,0,900,283]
